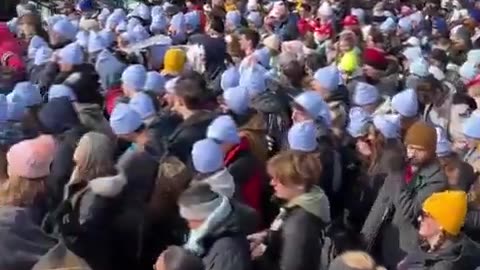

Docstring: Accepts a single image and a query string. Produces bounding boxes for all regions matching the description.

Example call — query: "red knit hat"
[363,48,388,70]
[342,15,359,27]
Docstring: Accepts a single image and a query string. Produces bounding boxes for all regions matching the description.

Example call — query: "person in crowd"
[167,72,217,164]
[178,183,252,270]
[462,112,480,173]
[399,190,480,269]
[0,136,57,270]
[121,64,147,99]
[154,246,205,270]
[329,251,386,270]
[222,84,269,164]
[352,82,391,116]
[162,48,187,81]
[248,150,329,270]
[54,131,124,270]
[206,115,264,212]
[0,94,27,149]
[37,97,89,212]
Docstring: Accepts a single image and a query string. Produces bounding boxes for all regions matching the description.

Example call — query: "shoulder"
[283,207,324,233]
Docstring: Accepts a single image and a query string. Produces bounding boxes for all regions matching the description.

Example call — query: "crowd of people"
[1,0,480,269]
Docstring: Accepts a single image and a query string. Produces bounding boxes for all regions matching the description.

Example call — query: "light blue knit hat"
[27,35,48,60]
[294,91,332,127]
[76,31,89,48]
[185,11,201,31]
[192,139,225,173]
[459,61,479,82]
[226,11,242,28]
[239,64,267,97]
[398,17,412,33]
[380,17,397,33]
[132,25,150,43]
[52,19,77,40]
[463,111,480,139]
[223,86,250,115]
[372,114,401,139]
[87,31,106,53]
[391,88,418,117]
[207,115,240,144]
[288,121,318,152]
[221,66,240,91]
[347,107,371,138]
[353,82,379,106]
[253,47,271,68]
[116,20,127,33]
[435,127,452,157]
[144,71,166,94]
[6,94,26,122]
[48,84,77,101]
[129,92,156,120]
[121,64,147,91]
[150,14,168,33]
[246,12,263,28]
[58,43,84,65]
[109,103,143,135]
[314,65,340,92]
[170,12,185,34]
[34,46,53,66]
[409,59,430,77]
[402,47,422,62]
[12,81,42,107]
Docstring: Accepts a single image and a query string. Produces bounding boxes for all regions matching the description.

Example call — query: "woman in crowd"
[248,150,330,270]
[0,136,57,270]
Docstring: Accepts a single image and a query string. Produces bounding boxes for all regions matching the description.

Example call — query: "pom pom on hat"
[34,46,52,66]
[391,88,418,117]
[207,115,240,144]
[58,43,84,66]
[314,65,341,91]
[129,92,156,120]
[52,19,77,40]
[422,190,467,236]
[372,114,401,139]
[12,81,42,107]
[221,66,240,91]
[363,48,388,70]
[353,82,379,106]
[144,71,166,94]
[121,64,147,91]
[192,139,225,173]
[347,107,371,138]
[409,59,430,77]
[294,91,332,126]
[462,111,480,139]
[288,121,318,152]
[110,103,143,135]
[48,84,76,101]
[223,86,250,115]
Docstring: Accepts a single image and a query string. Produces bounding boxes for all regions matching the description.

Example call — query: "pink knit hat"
[7,135,56,179]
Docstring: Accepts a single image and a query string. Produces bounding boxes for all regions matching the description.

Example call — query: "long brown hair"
[0,176,46,207]
[19,13,49,41]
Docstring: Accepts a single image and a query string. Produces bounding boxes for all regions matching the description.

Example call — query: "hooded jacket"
[264,186,331,270]
[0,207,57,270]
[400,235,480,270]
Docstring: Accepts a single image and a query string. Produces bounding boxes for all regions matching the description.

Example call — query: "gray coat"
[362,161,447,269]
[0,207,57,270]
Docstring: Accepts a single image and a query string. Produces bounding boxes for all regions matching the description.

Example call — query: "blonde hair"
[72,132,115,183]
[267,150,322,190]
[337,251,385,270]
[0,176,46,207]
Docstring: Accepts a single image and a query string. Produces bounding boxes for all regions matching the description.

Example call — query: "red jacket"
[105,85,124,116]
[0,23,25,75]
[225,137,264,213]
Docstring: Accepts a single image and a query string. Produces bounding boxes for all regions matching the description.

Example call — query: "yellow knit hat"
[338,51,359,74]
[422,190,468,236]
[162,48,186,76]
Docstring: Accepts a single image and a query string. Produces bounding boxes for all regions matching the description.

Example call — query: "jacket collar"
[417,160,442,179]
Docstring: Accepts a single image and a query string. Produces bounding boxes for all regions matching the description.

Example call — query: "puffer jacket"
[263,186,331,270]
[59,174,127,270]
[399,235,480,270]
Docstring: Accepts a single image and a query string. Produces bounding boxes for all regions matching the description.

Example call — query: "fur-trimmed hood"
[89,173,127,198]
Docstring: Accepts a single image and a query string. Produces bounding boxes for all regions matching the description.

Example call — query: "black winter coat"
[465,208,480,243]
[168,110,217,164]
